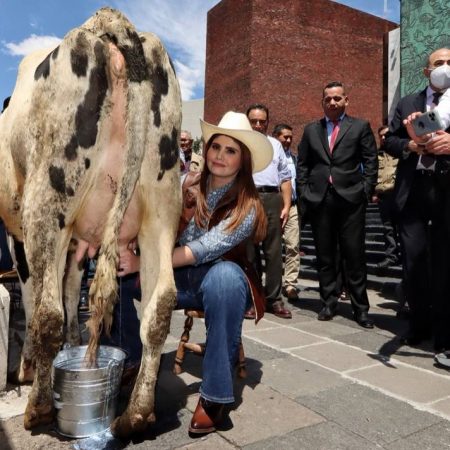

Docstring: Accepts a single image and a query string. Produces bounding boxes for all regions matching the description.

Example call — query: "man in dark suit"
[297,81,378,328]
[384,47,450,350]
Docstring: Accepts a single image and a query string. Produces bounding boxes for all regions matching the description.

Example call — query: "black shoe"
[354,311,374,329]
[318,306,336,321]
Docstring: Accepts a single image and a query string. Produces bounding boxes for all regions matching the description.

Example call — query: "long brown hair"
[194,134,267,243]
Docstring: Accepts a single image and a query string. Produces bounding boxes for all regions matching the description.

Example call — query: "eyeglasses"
[249,119,268,126]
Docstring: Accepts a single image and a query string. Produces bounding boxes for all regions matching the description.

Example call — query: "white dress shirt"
[435,88,450,130]
[253,136,291,187]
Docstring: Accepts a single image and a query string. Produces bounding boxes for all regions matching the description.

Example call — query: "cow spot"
[64,135,78,160]
[71,32,89,77]
[64,41,108,161]
[149,50,169,128]
[57,213,66,229]
[34,51,52,80]
[157,127,178,180]
[84,158,91,169]
[52,46,60,60]
[49,165,67,194]
[13,238,30,284]
[118,28,150,83]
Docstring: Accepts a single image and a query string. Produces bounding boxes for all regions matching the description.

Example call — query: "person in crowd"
[384,47,450,351]
[404,55,450,134]
[297,81,377,328]
[372,125,400,269]
[179,130,194,174]
[273,123,301,300]
[189,152,205,173]
[245,104,293,319]
[118,111,272,435]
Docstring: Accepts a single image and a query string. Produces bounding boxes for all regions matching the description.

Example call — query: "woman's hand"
[118,246,140,277]
[172,245,196,268]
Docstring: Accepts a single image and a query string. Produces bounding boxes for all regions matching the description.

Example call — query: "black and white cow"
[0,7,181,436]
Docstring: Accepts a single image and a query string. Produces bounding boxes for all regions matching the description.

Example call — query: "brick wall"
[205,0,397,148]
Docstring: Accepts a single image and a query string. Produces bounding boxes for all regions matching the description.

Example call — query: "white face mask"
[430,64,450,90]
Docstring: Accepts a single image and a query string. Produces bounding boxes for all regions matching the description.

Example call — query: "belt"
[257,186,279,193]
[415,169,435,177]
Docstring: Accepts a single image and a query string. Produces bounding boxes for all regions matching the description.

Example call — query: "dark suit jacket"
[296,115,378,205]
[384,88,450,212]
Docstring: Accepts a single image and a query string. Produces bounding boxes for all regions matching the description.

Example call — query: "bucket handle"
[103,358,120,420]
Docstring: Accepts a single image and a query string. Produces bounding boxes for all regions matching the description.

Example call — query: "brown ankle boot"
[189,397,224,434]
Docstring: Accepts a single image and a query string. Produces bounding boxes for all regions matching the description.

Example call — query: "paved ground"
[2,279,450,449]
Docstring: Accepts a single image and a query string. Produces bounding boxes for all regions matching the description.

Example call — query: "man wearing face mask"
[384,47,450,353]
[404,55,450,151]
[430,62,450,130]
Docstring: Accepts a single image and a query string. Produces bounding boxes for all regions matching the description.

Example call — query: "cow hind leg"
[23,233,71,429]
[111,210,178,437]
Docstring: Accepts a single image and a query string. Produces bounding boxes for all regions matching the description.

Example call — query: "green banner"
[400,0,450,96]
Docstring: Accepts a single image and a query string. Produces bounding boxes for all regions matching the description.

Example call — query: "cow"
[0,7,181,437]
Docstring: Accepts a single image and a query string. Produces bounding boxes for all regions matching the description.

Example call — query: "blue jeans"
[175,261,250,404]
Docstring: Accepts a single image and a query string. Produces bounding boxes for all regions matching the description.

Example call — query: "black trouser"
[309,187,369,314]
[398,171,450,349]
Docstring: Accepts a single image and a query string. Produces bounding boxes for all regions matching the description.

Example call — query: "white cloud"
[4,34,61,56]
[111,0,220,100]
[174,59,201,101]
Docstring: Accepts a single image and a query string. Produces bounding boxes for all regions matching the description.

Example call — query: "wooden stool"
[0,269,19,283]
[173,309,246,378]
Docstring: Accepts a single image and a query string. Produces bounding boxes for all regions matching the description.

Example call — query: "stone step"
[300,254,402,278]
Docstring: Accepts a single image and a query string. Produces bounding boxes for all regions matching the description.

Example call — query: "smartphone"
[412,110,444,136]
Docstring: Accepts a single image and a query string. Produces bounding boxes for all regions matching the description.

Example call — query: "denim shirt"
[179,181,255,265]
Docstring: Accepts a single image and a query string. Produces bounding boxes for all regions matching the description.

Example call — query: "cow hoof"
[17,361,35,384]
[23,403,54,429]
[110,413,147,438]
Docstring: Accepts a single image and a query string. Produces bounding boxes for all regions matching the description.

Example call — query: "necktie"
[432,91,443,108]
[420,92,442,168]
[329,120,340,152]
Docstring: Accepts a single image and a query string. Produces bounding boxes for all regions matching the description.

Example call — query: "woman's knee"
[206,261,246,287]
[201,261,248,303]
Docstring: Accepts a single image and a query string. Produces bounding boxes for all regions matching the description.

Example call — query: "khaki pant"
[283,204,300,288]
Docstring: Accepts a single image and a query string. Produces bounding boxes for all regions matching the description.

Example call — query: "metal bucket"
[52,345,126,438]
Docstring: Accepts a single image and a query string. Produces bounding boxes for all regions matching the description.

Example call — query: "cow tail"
[86,21,152,363]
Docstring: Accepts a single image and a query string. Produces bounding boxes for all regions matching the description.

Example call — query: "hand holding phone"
[411,110,444,136]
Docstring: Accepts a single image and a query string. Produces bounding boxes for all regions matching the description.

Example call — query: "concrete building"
[181,99,204,141]
[204,0,397,146]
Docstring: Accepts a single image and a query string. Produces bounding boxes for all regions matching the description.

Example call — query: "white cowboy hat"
[200,111,273,173]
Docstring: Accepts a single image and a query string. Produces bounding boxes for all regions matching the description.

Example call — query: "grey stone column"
[0,285,10,391]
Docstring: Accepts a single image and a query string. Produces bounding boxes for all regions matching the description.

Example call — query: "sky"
[0,0,400,105]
